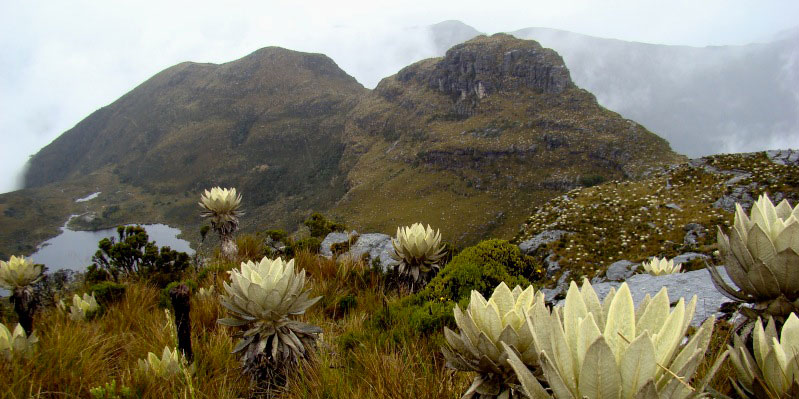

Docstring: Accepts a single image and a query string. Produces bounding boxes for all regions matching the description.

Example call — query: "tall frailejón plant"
[505,280,725,399]
[0,255,43,335]
[709,193,799,322]
[199,187,243,261]
[218,257,322,380]
[0,322,38,360]
[391,223,446,291]
[442,282,548,399]
[728,313,799,398]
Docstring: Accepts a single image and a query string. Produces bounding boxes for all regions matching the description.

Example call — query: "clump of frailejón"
[506,279,725,399]
[641,256,681,276]
[391,223,446,290]
[0,322,38,360]
[199,187,243,261]
[68,292,100,321]
[0,255,43,335]
[728,312,799,398]
[137,346,184,378]
[442,282,547,399]
[218,257,322,379]
[709,194,799,322]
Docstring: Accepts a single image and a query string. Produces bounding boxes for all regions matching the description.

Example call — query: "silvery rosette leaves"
[728,312,799,398]
[391,223,446,283]
[218,257,322,374]
[0,255,43,290]
[443,282,547,399]
[709,194,799,320]
[505,279,725,399]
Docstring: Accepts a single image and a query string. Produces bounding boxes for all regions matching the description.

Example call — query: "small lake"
[30,221,194,273]
[1,220,194,297]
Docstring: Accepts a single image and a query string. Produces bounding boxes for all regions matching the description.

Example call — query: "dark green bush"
[262,229,288,242]
[89,282,127,307]
[371,239,535,337]
[303,212,346,238]
[295,236,322,254]
[91,225,190,287]
[416,239,534,303]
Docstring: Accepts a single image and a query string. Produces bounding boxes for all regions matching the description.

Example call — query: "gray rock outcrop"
[320,231,399,272]
[518,230,572,255]
[559,267,735,327]
[605,260,637,281]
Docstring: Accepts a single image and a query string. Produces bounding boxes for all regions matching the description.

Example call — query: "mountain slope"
[332,34,684,243]
[508,27,799,157]
[3,35,683,258]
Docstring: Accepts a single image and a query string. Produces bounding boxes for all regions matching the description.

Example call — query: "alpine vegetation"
[728,313,799,398]
[641,256,681,276]
[709,194,799,322]
[137,346,184,379]
[506,280,725,399]
[199,187,243,261]
[442,282,547,399]
[0,322,38,360]
[218,256,322,381]
[0,255,43,334]
[391,223,447,291]
[68,293,100,321]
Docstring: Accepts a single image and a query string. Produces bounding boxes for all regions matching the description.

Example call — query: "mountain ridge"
[3,34,682,258]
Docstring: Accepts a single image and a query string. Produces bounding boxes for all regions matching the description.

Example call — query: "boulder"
[518,230,572,255]
[558,267,735,326]
[605,260,637,281]
[319,231,356,258]
[672,252,710,265]
[320,231,400,272]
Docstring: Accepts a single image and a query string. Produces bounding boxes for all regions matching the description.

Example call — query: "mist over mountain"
[504,26,799,157]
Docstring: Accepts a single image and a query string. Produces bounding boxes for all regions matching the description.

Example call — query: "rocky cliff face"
[334,34,684,243]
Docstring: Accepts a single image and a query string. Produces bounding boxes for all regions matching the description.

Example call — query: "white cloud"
[1,0,797,193]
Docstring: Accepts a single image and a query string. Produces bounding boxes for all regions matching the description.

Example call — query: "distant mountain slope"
[332,34,684,242]
[508,27,799,157]
[3,34,682,258]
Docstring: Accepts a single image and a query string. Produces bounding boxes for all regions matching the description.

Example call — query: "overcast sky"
[1,0,798,194]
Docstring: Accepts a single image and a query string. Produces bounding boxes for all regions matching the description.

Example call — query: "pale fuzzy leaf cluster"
[391,223,446,283]
[729,313,799,397]
[0,322,38,360]
[198,187,243,219]
[197,286,215,298]
[442,282,545,398]
[137,346,184,378]
[506,279,724,399]
[69,293,100,321]
[0,255,43,289]
[642,257,681,276]
[218,257,322,371]
[710,194,799,318]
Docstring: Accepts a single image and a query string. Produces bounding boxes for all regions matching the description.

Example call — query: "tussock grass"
[1,248,738,398]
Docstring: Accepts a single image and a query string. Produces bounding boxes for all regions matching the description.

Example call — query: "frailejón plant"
[0,255,43,289]
[391,223,446,289]
[442,282,547,399]
[505,280,725,398]
[199,187,243,260]
[218,256,322,378]
[69,292,100,321]
[0,255,43,334]
[641,256,681,276]
[137,346,184,378]
[0,322,38,360]
[709,194,799,321]
[728,312,799,398]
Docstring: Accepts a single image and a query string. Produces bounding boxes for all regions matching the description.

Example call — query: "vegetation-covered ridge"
[2,33,682,259]
[513,150,799,286]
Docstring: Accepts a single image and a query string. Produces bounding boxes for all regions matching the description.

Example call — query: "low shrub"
[89,282,127,307]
